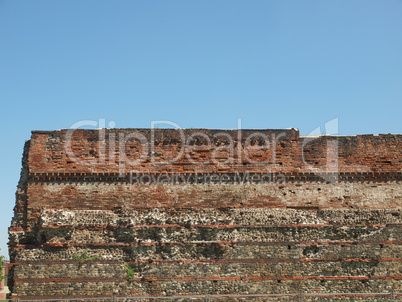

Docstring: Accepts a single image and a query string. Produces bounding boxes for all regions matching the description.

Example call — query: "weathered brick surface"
[8,129,402,299]
[26,129,401,174]
[23,182,402,212]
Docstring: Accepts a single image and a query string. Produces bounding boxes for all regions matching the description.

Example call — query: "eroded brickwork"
[8,129,402,299]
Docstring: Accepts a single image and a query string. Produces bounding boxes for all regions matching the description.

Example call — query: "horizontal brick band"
[128,257,402,264]
[10,257,402,267]
[141,275,402,282]
[10,224,400,233]
[11,275,402,284]
[11,292,400,300]
[11,277,124,284]
[28,171,402,183]
[11,240,402,249]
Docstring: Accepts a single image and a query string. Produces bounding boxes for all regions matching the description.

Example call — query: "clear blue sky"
[0,0,401,258]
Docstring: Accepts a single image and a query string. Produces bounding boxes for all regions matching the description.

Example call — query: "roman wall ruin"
[8,128,402,300]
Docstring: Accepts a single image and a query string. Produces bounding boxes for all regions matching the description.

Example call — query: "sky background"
[0,0,401,258]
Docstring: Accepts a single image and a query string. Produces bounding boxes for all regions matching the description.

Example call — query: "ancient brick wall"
[8,128,402,300]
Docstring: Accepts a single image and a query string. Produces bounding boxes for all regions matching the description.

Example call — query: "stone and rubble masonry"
[8,128,402,300]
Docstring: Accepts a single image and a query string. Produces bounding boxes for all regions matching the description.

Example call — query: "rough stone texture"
[8,129,402,299]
